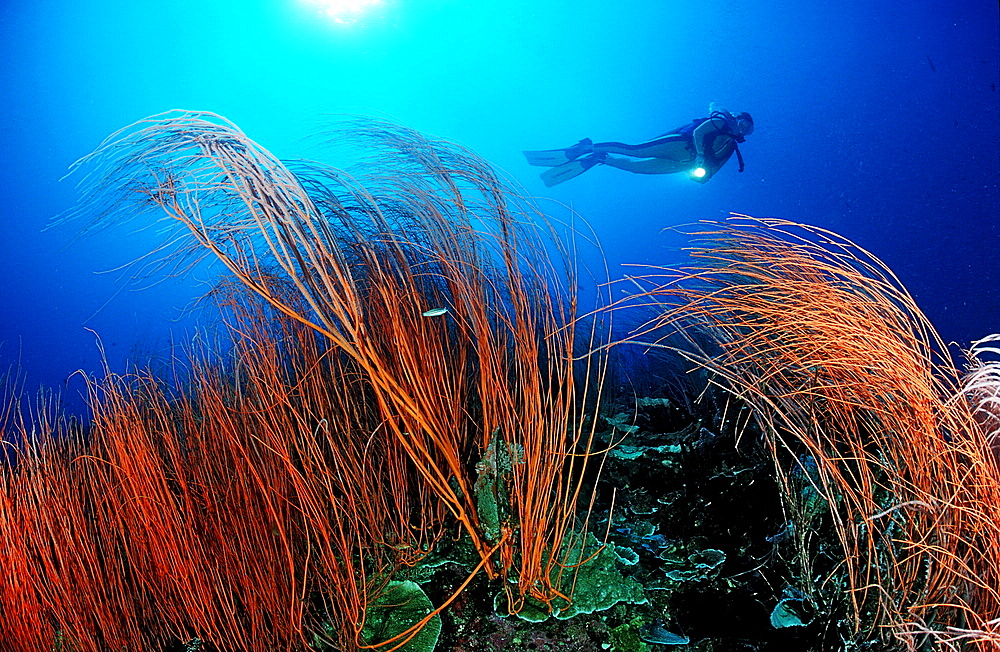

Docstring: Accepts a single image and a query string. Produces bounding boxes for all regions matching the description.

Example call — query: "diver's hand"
[694,156,706,170]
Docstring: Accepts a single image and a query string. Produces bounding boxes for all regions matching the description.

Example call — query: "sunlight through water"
[300,0,385,25]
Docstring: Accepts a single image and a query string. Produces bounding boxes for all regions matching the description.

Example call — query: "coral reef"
[2,116,998,652]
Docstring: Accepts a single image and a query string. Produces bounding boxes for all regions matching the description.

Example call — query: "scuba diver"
[523,106,753,187]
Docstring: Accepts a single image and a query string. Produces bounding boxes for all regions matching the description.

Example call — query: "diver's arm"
[692,112,735,160]
[691,118,719,163]
[692,140,736,183]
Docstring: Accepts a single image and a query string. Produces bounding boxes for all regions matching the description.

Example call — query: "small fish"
[421,308,449,317]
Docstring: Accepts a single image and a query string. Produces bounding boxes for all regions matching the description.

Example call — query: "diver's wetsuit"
[594,112,742,182]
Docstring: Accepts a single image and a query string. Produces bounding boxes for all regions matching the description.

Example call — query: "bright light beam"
[301,0,384,25]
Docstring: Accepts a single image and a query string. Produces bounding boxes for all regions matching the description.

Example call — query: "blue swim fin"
[539,153,604,187]
[523,148,574,166]
[523,138,593,167]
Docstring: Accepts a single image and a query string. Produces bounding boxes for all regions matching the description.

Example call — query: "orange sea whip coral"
[0,390,71,651]
[611,215,1000,649]
[1,302,420,651]
[43,111,608,649]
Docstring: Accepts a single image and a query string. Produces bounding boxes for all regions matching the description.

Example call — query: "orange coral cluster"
[614,215,1000,648]
[0,113,608,651]
[1,299,423,651]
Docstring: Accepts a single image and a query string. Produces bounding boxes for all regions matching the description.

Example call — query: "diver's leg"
[603,155,690,175]
[593,134,691,160]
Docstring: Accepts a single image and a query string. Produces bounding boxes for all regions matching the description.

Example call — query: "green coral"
[362,580,441,652]
[613,544,640,566]
[474,429,523,543]
[662,548,726,582]
[605,412,640,435]
[770,587,814,628]
[609,445,645,460]
[609,616,650,652]
[498,531,648,621]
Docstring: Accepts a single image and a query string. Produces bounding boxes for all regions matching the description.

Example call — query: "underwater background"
[1,0,998,412]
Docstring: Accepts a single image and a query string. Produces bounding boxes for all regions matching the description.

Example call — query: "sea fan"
[963,333,1000,460]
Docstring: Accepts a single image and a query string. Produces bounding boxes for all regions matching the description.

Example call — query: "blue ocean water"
[1,0,998,414]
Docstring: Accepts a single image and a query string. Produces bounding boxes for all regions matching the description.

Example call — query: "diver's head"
[735,112,754,137]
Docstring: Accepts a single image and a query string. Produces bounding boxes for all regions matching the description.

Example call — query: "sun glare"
[301,0,385,25]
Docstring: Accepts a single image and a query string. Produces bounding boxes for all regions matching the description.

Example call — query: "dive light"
[691,166,707,179]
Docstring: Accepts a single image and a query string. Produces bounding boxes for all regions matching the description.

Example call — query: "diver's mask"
[735,112,754,137]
